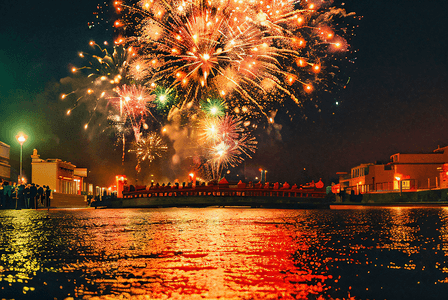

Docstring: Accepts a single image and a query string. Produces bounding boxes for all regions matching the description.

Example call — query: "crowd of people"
[123,178,326,193]
[0,179,52,209]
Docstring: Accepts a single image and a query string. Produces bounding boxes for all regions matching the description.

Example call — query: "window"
[402,180,410,190]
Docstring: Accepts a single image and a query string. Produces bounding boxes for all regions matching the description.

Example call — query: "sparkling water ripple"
[1,207,448,299]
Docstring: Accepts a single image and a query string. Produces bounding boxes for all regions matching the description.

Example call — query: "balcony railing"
[344,179,418,195]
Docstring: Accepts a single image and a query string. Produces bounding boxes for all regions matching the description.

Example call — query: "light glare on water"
[1,207,448,299]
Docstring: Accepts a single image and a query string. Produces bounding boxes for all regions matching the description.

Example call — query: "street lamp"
[259,168,267,184]
[16,133,28,184]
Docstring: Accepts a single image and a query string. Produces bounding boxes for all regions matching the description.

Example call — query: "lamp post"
[259,168,267,184]
[395,176,402,197]
[16,133,28,184]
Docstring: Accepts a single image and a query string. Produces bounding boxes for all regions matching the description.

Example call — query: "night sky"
[1,0,448,187]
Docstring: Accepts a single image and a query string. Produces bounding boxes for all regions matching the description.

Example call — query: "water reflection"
[1,207,448,299]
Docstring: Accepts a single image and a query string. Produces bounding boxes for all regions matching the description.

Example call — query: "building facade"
[338,146,448,195]
[0,141,11,181]
[31,149,87,194]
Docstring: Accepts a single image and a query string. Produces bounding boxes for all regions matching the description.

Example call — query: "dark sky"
[1,0,448,186]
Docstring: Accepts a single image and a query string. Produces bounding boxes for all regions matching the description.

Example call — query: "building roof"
[0,141,10,148]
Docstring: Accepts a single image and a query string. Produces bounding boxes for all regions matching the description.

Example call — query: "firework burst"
[115,0,353,119]
[200,96,226,118]
[113,84,156,141]
[63,0,354,179]
[64,44,134,129]
[129,132,168,170]
[200,114,257,179]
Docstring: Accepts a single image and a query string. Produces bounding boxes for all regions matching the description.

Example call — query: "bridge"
[93,184,330,209]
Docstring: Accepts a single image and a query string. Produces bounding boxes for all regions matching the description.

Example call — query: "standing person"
[3,181,12,209]
[0,179,4,209]
[45,186,51,207]
[24,184,30,209]
[37,185,44,206]
[17,183,25,209]
[12,183,18,209]
[30,183,38,209]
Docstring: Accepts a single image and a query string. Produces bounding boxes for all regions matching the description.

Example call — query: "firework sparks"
[64,44,159,161]
[129,132,168,169]
[63,0,354,178]
[200,114,257,179]
[200,96,226,118]
[115,0,353,119]
[63,44,132,128]
[113,84,156,142]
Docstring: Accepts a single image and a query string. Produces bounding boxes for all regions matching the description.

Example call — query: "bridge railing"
[122,185,327,199]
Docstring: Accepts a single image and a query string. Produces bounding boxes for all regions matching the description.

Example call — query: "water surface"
[1,207,448,299]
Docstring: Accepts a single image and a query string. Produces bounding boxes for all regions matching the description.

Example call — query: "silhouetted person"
[349,190,355,202]
[30,184,38,209]
[3,182,12,209]
[45,186,51,207]
[17,183,25,209]
[37,185,44,205]
[0,180,4,209]
[12,183,18,208]
[24,184,30,208]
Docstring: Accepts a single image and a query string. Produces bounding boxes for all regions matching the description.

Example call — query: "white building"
[31,149,88,194]
[0,141,11,181]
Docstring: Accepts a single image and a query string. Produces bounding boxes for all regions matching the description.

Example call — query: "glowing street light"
[16,133,28,184]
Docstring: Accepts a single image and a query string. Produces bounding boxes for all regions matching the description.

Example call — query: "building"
[31,149,89,207]
[338,145,448,195]
[0,141,11,181]
[440,164,448,189]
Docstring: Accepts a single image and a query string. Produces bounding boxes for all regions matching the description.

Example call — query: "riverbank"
[92,195,331,209]
[330,202,448,209]
[329,188,448,208]
[337,188,448,203]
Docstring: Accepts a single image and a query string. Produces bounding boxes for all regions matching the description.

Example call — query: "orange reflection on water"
[5,207,448,299]
[66,208,332,299]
